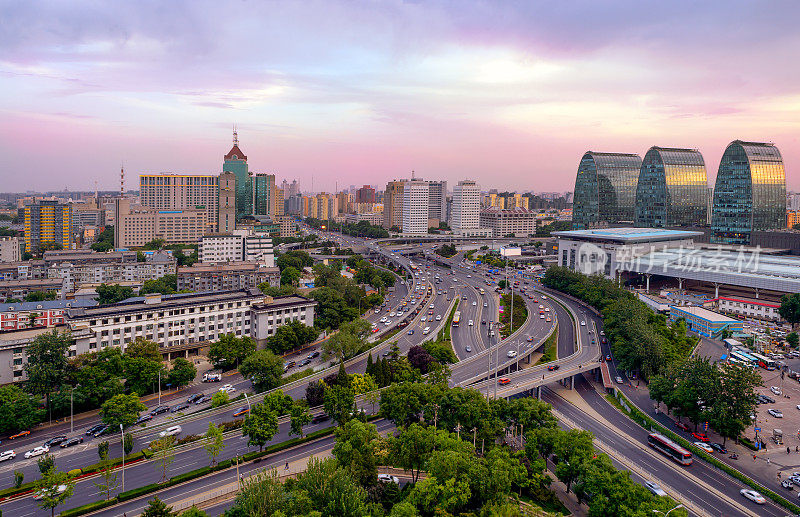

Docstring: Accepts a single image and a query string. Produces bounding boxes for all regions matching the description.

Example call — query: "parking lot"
[754,369,800,453]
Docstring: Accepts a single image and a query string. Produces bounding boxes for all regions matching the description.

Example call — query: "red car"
[675,422,690,432]
[547,364,560,371]
[8,430,30,440]
[691,432,709,442]
[498,377,510,385]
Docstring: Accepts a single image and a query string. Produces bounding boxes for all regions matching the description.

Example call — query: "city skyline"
[2,1,799,192]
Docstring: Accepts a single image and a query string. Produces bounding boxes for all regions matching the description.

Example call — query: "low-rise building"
[199,231,275,266]
[0,299,97,331]
[344,212,384,226]
[177,263,280,292]
[479,207,537,238]
[716,296,782,322]
[669,305,743,338]
[45,250,177,292]
[0,278,65,300]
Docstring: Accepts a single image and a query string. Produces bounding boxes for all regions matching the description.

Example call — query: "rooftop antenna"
[411,170,416,180]
[120,163,125,196]
[233,124,239,146]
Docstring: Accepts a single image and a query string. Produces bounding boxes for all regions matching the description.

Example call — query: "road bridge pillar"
[593,367,601,383]
[568,375,574,390]
[645,274,651,293]
[535,386,541,399]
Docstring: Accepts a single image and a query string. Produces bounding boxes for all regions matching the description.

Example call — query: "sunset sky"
[1,0,799,193]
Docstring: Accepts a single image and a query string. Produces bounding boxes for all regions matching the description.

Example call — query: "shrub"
[116,483,159,502]
[58,499,117,517]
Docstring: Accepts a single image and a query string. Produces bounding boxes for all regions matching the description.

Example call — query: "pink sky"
[1,1,798,193]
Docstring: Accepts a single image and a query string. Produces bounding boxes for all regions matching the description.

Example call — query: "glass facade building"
[223,131,252,220]
[572,152,642,230]
[635,147,708,227]
[711,141,786,245]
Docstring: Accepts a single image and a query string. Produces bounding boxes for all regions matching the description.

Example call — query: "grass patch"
[535,324,558,365]
[500,292,527,337]
[282,368,315,385]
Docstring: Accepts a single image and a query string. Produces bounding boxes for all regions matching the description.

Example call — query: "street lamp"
[70,384,81,434]
[120,424,125,491]
[653,504,683,516]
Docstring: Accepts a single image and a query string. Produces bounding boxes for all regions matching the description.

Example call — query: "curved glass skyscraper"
[634,147,708,227]
[711,141,786,245]
[572,152,642,230]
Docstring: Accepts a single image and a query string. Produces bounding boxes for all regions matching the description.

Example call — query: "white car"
[33,484,67,500]
[483,302,488,307]
[24,446,49,459]
[540,314,545,319]
[389,312,396,317]
[435,315,442,321]
[615,376,624,384]
[374,308,381,314]
[580,321,586,326]
[507,350,517,358]
[219,384,236,393]
[420,316,427,322]
[693,441,714,453]
[380,316,387,323]
[768,408,784,418]
[0,450,16,462]
[468,320,474,326]
[771,386,782,396]
[472,301,477,306]
[159,425,182,438]
[645,481,667,497]
[384,320,392,326]
[378,473,400,484]
[740,488,766,504]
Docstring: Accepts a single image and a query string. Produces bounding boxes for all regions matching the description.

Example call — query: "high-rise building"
[451,180,481,232]
[218,171,236,233]
[401,180,429,235]
[274,188,285,217]
[139,173,219,232]
[336,192,350,214]
[24,200,73,253]
[253,173,276,217]
[427,181,447,223]
[114,198,207,248]
[0,237,21,263]
[572,152,642,229]
[711,140,786,244]
[634,147,709,228]
[223,130,251,220]
[355,185,376,204]
[382,180,405,229]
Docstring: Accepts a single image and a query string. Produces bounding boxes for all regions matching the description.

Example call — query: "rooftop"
[0,299,97,312]
[553,227,703,243]
[670,305,740,323]
[251,295,316,310]
[178,263,279,273]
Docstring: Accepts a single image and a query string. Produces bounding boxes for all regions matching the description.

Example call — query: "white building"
[480,207,537,237]
[199,230,274,267]
[244,235,275,266]
[427,181,447,224]
[451,180,481,233]
[716,296,782,322]
[0,237,21,263]
[401,180,429,235]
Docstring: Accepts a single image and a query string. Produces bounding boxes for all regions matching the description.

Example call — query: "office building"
[711,141,786,245]
[218,171,236,233]
[427,181,447,224]
[345,212,384,226]
[356,185,376,204]
[401,180,429,235]
[0,237,21,263]
[139,173,219,232]
[177,263,280,292]
[72,207,105,229]
[253,173,276,217]
[788,211,800,229]
[572,152,642,230]
[224,130,252,220]
[451,180,481,234]
[634,147,708,228]
[114,198,207,248]
[274,188,285,217]
[382,180,405,230]
[24,200,73,253]
[199,231,274,267]
[479,207,536,237]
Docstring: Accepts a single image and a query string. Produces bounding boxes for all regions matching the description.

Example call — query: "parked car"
[781,479,794,490]
[768,408,784,418]
[60,437,84,448]
[771,386,782,396]
[0,450,16,462]
[159,425,182,438]
[739,488,766,504]
[24,445,50,459]
[691,432,709,442]
[710,443,728,453]
[43,436,67,448]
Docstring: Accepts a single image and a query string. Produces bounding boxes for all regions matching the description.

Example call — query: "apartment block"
[0,237,21,263]
[479,207,537,237]
[114,198,207,248]
[139,173,219,232]
[177,263,280,292]
[24,200,73,253]
[401,180,429,235]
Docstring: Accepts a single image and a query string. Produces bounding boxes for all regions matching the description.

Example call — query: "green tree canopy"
[242,402,279,451]
[96,283,134,305]
[239,349,284,392]
[208,333,256,370]
[100,393,146,429]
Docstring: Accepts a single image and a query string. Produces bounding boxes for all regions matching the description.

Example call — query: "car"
[299,358,312,367]
[691,432,709,442]
[693,441,714,453]
[507,350,518,358]
[472,301,477,306]
[675,421,690,432]
[740,488,766,504]
[284,360,296,369]
[233,407,250,417]
[581,321,586,326]
[771,386,782,395]
[762,395,776,404]
[483,302,488,307]
[547,364,560,371]
[85,424,106,436]
[0,450,16,462]
[134,414,153,425]
[60,437,84,448]
[374,308,381,314]
[378,473,400,484]
[150,405,170,416]
[33,484,67,500]
[159,425,182,438]
[389,312,396,317]
[311,413,330,424]
[782,479,794,490]
[24,445,50,459]
[465,346,472,353]
[93,425,112,437]
[435,315,442,321]
[469,320,474,326]
[540,314,545,319]
[768,409,784,418]
[645,480,667,497]
[43,436,67,448]
[371,327,379,333]
[8,430,30,440]
[194,395,210,405]
[408,329,414,335]
[546,317,552,322]
[219,384,236,394]
[710,443,728,453]
[380,316,387,323]
[605,354,612,362]
[187,393,204,404]
[498,377,510,385]
[482,320,486,325]
[171,403,190,413]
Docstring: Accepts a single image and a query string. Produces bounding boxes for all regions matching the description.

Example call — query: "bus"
[730,351,758,368]
[452,311,461,327]
[750,352,776,371]
[647,433,693,465]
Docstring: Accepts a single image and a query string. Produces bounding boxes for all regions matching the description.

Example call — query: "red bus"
[648,433,692,465]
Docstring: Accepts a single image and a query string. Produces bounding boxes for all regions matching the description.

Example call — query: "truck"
[203,370,223,382]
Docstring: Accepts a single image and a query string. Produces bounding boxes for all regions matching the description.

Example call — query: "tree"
[142,496,178,517]
[151,436,176,482]
[100,393,146,429]
[239,350,284,392]
[323,318,371,360]
[124,432,134,455]
[408,346,434,374]
[14,469,24,488]
[37,453,55,474]
[123,354,165,396]
[780,293,800,330]
[242,402,279,451]
[208,333,256,370]
[324,384,356,426]
[97,441,109,461]
[35,467,75,517]
[787,332,799,349]
[94,456,120,500]
[167,357,197,387]
[391,424,437,483]
[306,380,327,407]
[333,419,381,486]
[281,266,301,286]
[125,337,161,361]
[179,507,209,517]
[25,290,56,302]
[553,429,594,492]
[289,403,311,438]
[204,423,225,466]
[91,226,114,252]
[142,238,166,250]
[96,283,134,305]
[211,391,229,408]
[24,329,71,419]
[227,469,285,517]
[141,274,178,295]
[0,385,44,434]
